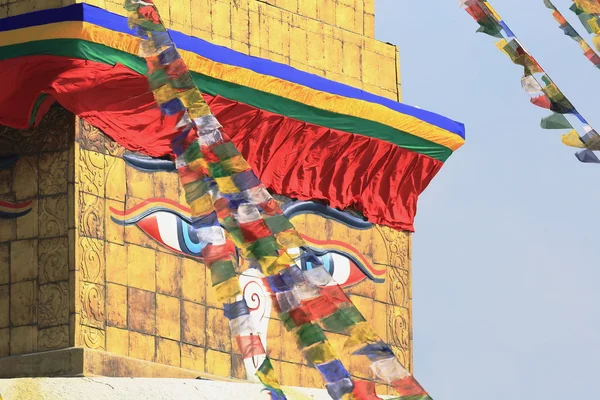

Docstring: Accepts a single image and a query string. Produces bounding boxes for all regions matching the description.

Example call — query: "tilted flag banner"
[0,1,465,399]
[570,0,600,51]
[461,0,600,163]
[0,3,464,231]
[543,0,600,68]
[124,0,431,399]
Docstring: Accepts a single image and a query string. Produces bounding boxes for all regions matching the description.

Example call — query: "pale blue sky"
[375,1,599,398]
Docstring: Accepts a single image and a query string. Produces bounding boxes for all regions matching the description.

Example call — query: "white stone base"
[0,378,335,400]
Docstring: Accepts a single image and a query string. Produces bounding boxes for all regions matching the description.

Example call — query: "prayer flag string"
[570,0,600,53]
[461,0,600,163]
[543,0,600,69]
[124,0,432,399]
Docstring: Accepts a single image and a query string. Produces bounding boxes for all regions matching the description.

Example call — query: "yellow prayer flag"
[221,155,251,174]
[304,342,337,365]
[589,18,600,34]
[495,39,509,57]
[177,88,205,108]
[190,194,214,217]
[593,35,600,53]
[187,103,212,119]
[275,230,305,249]
[483,1,502,21]
[343,322,380,351]
[214,176,240,194]
[263,252,295,276]
[152,84,179,104]
[256,368,282,391]
[259,255,283,274]
[188,158,208,171]
[580,40,592,53]
[214,277,242,301]
[561,130,585,148]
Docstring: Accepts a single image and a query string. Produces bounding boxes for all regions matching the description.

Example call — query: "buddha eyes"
[111,198,382,288]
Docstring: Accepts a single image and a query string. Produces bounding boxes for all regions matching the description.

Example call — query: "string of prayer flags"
[127,1,434,398]
[461,0,600,164]
[570,2,600,34]
[462,0,503,37]
[570,1,600,52]
[544,0,600,68]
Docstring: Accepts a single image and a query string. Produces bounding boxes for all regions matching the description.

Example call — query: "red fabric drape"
[0,56,443,231]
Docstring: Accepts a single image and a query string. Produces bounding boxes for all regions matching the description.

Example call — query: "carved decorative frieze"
[77,119,125,157]
[38,237,69,284]
[78,237,104,283]
[78,192,104,239]
[77,148,106,197]
[377,226,410,268]
[388,267,409,308]
[39,151,68,196]
[0,107,73,155]
[38,195,68,238]
[38,282,69,328]
[80,282,105,329]
[38,325,69,351]
[80,325,105,350]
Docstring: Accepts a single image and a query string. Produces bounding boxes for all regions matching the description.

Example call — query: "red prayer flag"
[391,376,428,398]
[239,219,273,242]
[321,285,350,306]
[302,295,339,320]
[351,380,380,400]
[178,165,207,185]
[260,199,283,216]
[289,307,312,326]
[166,58,188,78]
[531,94,552,109]
[138,5,160,24]
[236,335,266,359]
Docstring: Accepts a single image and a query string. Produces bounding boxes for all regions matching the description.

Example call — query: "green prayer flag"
[296,323,327,348]
[212,142,240,160]
[209,259,237,286]
[170,74,195,90]
[540,113,573,129]
[228,227,245,244]
[570,3,584,15]
[184,180,210,204]
[208,162,229,178]
[264,215,294,235]
[183,141,203,164]
[477,17,503,38]
[280,312,296,331]
[247,236,279,259]
[321,306,366,333]
[149,70,169,90]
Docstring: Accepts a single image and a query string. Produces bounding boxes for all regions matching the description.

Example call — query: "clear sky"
[375,1,599,398]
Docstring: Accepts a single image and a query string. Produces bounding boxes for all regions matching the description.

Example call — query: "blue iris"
[177,218,208,255]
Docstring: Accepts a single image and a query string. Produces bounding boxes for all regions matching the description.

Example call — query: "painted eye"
[298,235,386,287]
[301,251,367,288]
[110,199,209,258]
